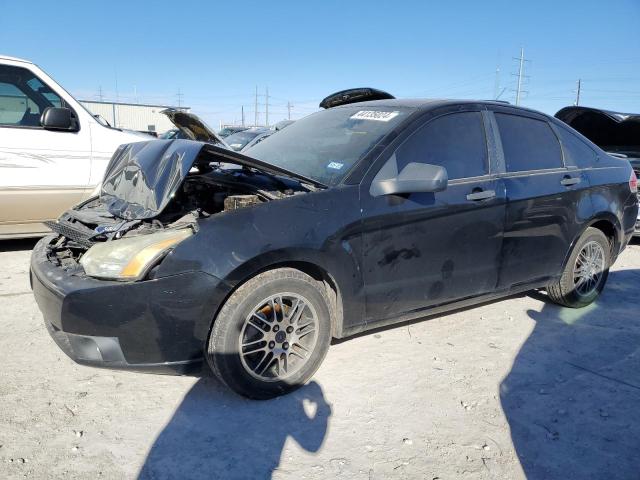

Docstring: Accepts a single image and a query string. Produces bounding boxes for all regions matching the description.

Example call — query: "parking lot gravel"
[1,238,639,479]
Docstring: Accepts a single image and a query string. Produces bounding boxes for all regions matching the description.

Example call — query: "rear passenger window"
[554,125,598,168]
[495,113,563,172]
[395,112,487,179]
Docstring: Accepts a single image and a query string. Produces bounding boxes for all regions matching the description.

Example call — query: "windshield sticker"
[350,110,400,122]
[327,161,344,170]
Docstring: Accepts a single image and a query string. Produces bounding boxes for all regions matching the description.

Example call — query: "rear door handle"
[561,176,581,186]
[466,189,496,201]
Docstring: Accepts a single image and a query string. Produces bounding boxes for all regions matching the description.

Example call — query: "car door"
[0,63,91,236]
[488,107,590,288]
[358,106,506,323]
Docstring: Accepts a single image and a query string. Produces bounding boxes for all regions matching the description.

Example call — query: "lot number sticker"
[350,110,400,122]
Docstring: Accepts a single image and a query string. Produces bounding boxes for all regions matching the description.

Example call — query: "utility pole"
[241,106,245,126]
[265,86,269,127]
[574,79,582,106]
[254,86,258,127]
[287,101,293,120]
[515,48,525,106]
[494,66,500,100]
[98,86,104,102]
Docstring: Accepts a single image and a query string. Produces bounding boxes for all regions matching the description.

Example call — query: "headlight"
[80,228,192,281]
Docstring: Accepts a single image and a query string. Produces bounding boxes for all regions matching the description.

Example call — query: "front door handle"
[466,189,496,201]
[561,176,581,186]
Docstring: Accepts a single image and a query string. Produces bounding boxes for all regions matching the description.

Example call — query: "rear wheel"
[207,268,332,399]
[547,227,611,308]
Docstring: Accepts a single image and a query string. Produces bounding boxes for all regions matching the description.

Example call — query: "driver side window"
[0,65,63,127]
[392,111,488,179]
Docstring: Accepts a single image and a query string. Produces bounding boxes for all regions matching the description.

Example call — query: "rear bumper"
[30,236,224,374]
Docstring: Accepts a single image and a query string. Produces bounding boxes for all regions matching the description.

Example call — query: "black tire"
[547,227,611,308]
[206,268,332,399]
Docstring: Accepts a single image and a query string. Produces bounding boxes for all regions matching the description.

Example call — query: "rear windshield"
[246,106,412,186]
[225,130,265,150]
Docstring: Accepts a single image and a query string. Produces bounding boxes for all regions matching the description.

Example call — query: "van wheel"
[547,227,611,308]
[206,268,332,399]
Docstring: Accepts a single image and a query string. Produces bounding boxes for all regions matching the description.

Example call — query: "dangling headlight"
[80,228,192,281]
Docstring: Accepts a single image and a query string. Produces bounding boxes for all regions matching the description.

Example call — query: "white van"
[0,55,150,239]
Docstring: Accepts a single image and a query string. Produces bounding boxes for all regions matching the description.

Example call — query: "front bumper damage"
[30,235,224,374]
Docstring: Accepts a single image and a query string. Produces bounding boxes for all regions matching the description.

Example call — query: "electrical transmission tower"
[287,101,294,120]
[511,48,530,106]
[176,89,183,108]
[251,86,271,127]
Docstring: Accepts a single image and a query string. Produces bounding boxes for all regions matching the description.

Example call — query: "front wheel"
[206,268,332,399]
[546,227,611,308]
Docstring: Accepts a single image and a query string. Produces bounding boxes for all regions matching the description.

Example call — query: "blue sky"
[1,0,639,128]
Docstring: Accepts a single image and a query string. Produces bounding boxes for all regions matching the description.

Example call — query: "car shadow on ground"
[137,378,331,480]
[0,238,39,252]
[502,267,640,478]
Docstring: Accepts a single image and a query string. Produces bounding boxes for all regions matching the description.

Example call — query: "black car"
[31,98,638,399]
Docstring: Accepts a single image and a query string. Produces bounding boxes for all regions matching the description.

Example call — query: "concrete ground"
[1,238,639,480]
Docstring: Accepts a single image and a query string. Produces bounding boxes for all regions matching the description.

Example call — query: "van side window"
[394,112,488,179]
[554,125,598,168]
[0,65,64,127]
[495,113,563,172]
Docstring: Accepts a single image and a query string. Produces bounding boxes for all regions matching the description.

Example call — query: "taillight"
[630,170,638,193]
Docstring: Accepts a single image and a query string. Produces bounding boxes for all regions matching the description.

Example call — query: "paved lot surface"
[1,238,639,479]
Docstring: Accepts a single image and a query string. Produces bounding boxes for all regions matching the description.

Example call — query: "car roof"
[0,54,33,64]
[328,98,548,117]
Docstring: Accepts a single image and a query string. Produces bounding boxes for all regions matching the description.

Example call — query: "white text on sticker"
[327,162,344,170]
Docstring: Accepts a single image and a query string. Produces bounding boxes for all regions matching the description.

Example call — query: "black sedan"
[31,97,638,398]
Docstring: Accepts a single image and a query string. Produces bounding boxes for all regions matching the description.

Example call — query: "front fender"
[156,186,365,336]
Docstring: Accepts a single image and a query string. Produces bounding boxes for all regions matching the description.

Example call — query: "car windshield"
[246,106,412,186]
[225,130,265,151]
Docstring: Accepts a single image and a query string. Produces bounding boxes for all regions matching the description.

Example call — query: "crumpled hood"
[101,140,202,220]
[555,106,640,156]
[100,139,325,220]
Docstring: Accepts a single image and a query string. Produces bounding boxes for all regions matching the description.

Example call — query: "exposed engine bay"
[45,163,307,271]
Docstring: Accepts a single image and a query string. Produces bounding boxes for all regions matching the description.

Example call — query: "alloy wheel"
[572,240,605,296]
[238,293,318,382]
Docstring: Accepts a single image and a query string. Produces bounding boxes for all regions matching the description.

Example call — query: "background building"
[79,100,189,135]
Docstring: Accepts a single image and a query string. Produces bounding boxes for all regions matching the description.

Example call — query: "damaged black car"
[31,97,638,399]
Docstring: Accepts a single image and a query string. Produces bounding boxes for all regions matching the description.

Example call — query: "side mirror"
[371,162,448,197]
[41,107,75,131]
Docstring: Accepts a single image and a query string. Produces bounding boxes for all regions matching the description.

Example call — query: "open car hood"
[555,106,640,157]
[161,108,229,147]
[100,139,325,220]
